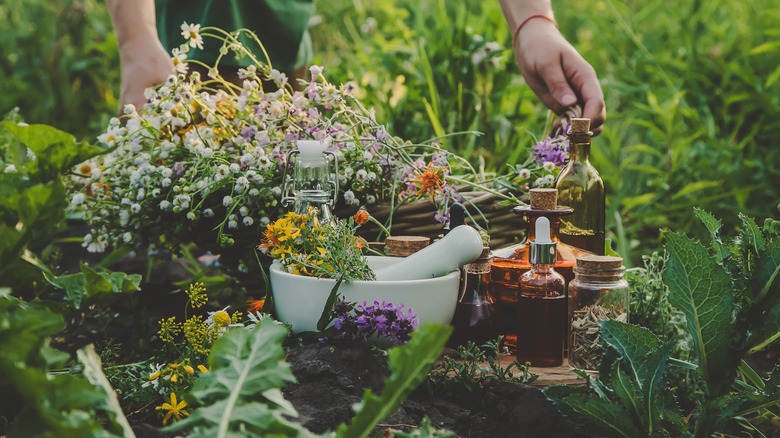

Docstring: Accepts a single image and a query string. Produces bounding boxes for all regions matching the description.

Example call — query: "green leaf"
[664,232,737,395]
[336,323,452,438]
[599,320,660,385]
[317,276,343,331]
[167,319,319,437]
[0,296,117,436]
[738,213,764,254]
[44,263,140,309]
[0,121,103,181]
[694,208,730,263]
[749,40,780,55]
[671,181,720,200]
[76,345,134,438]
[640,340,677,435]
[611,364,645,430]
[546,387,640,438]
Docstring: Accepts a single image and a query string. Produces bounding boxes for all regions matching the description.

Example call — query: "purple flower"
[531,135,569,167]
[324,298,419,345]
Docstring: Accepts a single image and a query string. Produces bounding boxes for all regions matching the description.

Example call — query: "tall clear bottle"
[515,217,566,367]
[554,118,605,255]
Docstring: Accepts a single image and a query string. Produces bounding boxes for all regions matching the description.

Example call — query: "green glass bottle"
[554,118,605,255]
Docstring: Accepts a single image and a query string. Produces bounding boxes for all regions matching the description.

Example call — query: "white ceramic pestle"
[373,225,484,281]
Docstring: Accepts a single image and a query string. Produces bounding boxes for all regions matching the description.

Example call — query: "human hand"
[117,35,175,115]
[513,19,606,134]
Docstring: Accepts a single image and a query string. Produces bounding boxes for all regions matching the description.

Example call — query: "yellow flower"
[197,364,209,373]
[183,365,195,375]
[213,310,231,327]
[156,392,189,425]
[149,370,161,381]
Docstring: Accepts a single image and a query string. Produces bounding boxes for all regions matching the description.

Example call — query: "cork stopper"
[570,118,591,134]
[575,254,624,270]
[529,188,558,210]
[384,235,430,257]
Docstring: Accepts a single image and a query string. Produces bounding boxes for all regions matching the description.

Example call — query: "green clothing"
[156,0,314,72]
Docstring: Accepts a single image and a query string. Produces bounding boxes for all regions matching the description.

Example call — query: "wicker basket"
[336,188,528,249]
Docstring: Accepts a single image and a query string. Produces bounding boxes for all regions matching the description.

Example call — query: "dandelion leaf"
[664,232,736,395]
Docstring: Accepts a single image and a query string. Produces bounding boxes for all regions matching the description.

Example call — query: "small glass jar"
[568,255,629,370]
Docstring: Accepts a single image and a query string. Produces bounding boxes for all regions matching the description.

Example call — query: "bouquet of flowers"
[68,24,462,257]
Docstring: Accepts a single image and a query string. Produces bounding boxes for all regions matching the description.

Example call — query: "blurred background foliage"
[1,0,778,265]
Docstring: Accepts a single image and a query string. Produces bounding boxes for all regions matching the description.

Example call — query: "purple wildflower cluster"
[531,134,569,167]
[329,298,419,345]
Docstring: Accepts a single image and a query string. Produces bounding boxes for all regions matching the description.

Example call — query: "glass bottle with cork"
[515,216,567,367]
[450,243,498,348]
[554,118,605,255]
[569,254,629,370]
[490,188,593,349]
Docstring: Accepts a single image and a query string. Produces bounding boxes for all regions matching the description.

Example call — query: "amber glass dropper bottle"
[515,216,566,367]
[554,118,605,255]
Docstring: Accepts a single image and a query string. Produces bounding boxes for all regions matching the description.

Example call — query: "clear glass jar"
[568,255,629,370]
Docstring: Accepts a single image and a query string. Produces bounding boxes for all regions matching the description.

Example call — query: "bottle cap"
[530,217,556,264]
[296,138,331,161]
[384,235,431,257]
[529,188,558,210]
[575,254,624,270]
[569,118,591,134]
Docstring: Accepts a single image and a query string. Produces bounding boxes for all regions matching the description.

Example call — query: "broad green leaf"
[599,320,660,385]
[694,208,730,263]
[640,340,677,436]
[77,345,134,438]
[0,296,117,436]
[336,323,452,438]
[548,388,640,438]
[167,320,319,438]
[664,232,737,395]
[0,122,103,181]
[611,364,645,431]
[44,263,141,309]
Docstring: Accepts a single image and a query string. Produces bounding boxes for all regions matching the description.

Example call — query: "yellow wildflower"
[156,392,189,425]
[197,364,209,373]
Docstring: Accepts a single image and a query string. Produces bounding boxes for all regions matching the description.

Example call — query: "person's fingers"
[563,55,606,135]
[539,59,579,111]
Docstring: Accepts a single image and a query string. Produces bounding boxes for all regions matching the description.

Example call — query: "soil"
[283,343,584,437]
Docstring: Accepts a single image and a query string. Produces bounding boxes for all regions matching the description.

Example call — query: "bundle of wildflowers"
[259,208,373,281]
[68,24,461,256]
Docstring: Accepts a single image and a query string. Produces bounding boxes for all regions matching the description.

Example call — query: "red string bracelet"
[512,14,558,48]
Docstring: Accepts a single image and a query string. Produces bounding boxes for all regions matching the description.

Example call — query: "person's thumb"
[542,66,578,108]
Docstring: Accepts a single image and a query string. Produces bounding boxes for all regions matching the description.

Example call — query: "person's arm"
[498,0,605,134]
[107,0,174,113]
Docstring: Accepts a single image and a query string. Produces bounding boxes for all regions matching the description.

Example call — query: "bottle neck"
[531,263,555,273]
[569,140,591,163]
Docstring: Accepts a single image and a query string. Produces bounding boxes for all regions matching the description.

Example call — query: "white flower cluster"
[68,30,453,256]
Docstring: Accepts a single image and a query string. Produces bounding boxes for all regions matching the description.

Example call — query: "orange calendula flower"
[353,209,369,225]
[247,298,265,313]
[413,162,447,199]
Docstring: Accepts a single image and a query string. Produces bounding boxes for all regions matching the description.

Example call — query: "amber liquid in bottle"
[450,263,498,347]
[555,118,605,255]
[490,208,591,349]
[516,264,566,366]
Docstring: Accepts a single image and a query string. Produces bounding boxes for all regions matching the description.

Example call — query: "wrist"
[512,14,558,48]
